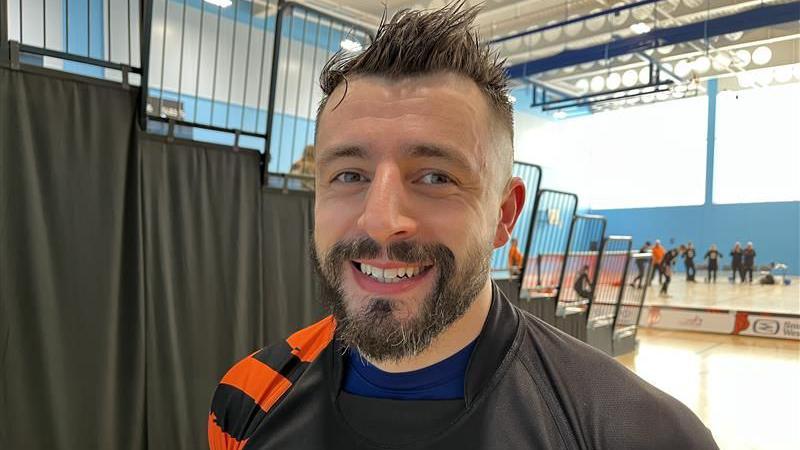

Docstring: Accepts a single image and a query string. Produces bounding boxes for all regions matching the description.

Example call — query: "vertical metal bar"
[611,239,634,331]
[275,4,296,172]
[19,0,23,42]
[176,0,187,120]
[157,0,168,113]
[127,0,131,65]
[43,0,47,47]
[66,0,70,52]
[0,0,8,52]
[302,12,325,155]
[209,5,222,125]
[139,0,154,130]
[224,0,240,128]
[87,0,90,56]
[106,0,110,60]
[254,0,275,139]
[238,0,256,131]
[288,9,308,166]
[192,0,206,123]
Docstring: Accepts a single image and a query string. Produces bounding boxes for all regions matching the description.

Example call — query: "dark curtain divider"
[261,189,324,345]
[139,135,264,450]
[0,68,146,450]
[1,67,324,449]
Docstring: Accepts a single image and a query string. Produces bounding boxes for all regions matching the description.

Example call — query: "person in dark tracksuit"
[742,242,757,283]
[683,242,697,282]
[730,242,744,283]
[660,246,684,295]
[574,265,593,301]
[630,242,651,288]
[704,244,723,283]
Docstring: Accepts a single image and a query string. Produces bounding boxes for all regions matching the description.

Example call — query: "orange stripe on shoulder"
[286,315,336,362]
[220,356,292,414]
[208,413,248,450]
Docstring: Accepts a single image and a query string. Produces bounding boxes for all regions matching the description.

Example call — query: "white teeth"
[358,263,428,283]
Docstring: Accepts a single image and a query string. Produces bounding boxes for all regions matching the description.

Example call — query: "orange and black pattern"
[208,316,336,450]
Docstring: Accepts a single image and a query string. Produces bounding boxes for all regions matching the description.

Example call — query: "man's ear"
[493,177,526,248]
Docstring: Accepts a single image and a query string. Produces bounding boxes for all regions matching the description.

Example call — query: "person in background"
[289,144,316,190]
[630,241,651,288]
[682,242,697,282]
[649,240,666,285]
[508,238,523,278]
[574,265,593,301]
[704,244,723,283]
[742,242,757,283]
[730,242,744,283]
[660,246,685,295]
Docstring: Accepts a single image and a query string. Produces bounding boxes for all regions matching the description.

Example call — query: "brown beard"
[313,236,491,362]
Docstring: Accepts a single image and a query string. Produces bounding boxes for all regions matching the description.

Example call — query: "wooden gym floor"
[642,274,800,315]
[616,328,800,450]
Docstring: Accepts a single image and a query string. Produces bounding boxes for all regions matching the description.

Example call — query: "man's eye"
[419,173,453,185]
[333,172,367,183]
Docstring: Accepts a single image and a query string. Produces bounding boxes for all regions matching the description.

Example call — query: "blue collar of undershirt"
[342,339,478,400]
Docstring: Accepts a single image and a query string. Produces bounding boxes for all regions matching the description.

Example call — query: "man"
[683,241,697,282]
[573,265,593,301]
[630,241,651,288]
[704,243,722,283]
[649,239,666,285]
[742,242,757,283]
[209,4,717,449]
[660,246,685,296]
[730,242,744,283]
[508,238,523,277]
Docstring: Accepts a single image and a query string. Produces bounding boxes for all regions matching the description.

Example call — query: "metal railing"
[587,236,633,327]
[555,213,607,316]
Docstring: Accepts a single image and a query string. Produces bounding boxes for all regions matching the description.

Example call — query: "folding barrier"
[553,214,606,340]
[516,189,578,324]
[612,252,652,355]
[265,1,372,181]
[491,162,542,304]
[585,236,633,354]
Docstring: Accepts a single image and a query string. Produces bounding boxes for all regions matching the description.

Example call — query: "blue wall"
[591,201,800,274]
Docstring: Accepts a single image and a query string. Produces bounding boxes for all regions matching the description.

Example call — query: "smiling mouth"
[352,261,434,284]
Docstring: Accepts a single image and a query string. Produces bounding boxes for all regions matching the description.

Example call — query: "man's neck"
[367,280,493,373]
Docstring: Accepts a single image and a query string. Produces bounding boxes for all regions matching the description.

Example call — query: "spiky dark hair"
[316,1,513,145]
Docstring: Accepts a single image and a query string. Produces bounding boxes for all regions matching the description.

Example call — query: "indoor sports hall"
[1,0,798,449]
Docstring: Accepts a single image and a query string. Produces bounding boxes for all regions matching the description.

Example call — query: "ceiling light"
[755,69,774,86]
[633,4,656,21]
[725,31,743,42]
[340,39,363,52]
[617,53,634,63]
[657,44,675,55]
[734,49,751,68]
[642,94,655,103]
[736,71,755,88]
[580,61,595,70]
[656,92,670,101]
[674,59,692,77]
[576,79,590,93]
[591,75,606,92]
[630,22,651,34]
[712,53,732,71]
[626,97,640,105]
[610,2,630,26]
[543,21,561,42]
[562,65,576,74]
[622,70,639,87]
[639,67,651,84]
[659,0,680,14]
[693,56,711,74]
[606,72,622,90]
[586,9,606,31]
[774,66,793,83]
[752,46,772,66]
[553,111,568,120]
[672,91,685,99]
[565,15,583,37]
[204,0,232,7]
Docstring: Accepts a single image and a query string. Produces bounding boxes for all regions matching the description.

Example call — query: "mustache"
[325,236,451,265]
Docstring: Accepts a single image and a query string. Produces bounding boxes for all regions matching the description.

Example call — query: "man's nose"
[356,164,418,246]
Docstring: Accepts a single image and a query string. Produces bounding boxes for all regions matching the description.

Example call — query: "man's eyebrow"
[405,145,473,172]
[317,146,368,167]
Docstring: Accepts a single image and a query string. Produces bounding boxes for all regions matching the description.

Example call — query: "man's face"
[313,73,519,361]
